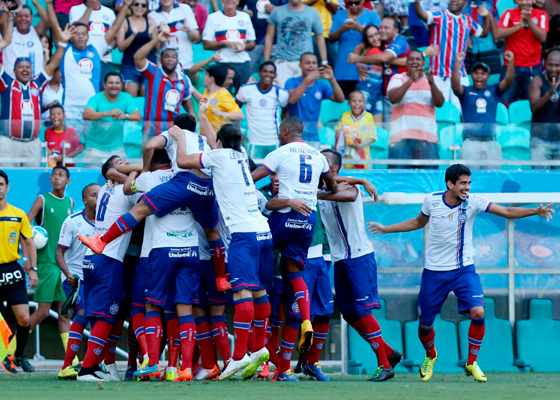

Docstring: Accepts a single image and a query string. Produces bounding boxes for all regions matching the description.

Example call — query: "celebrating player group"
[50,97,554,383]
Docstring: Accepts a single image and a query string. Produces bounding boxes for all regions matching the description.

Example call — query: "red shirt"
[498,8,549,67]
[45,126,83,166]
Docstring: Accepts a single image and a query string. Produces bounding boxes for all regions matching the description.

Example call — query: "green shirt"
[85,91,138,151]
[36,193,73,265]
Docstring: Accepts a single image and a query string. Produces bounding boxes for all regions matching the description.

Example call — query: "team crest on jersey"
[226,29,241,41]
[9,231,17,244]
[448,214,453,221]
[90,21,106,34]
[459,214,467,223]
[27,41,34,48]
[259,98,267,107]
[109,303,119,315]
[417,304,422,316]
[31,88,39,96]
[103,15,109,21]
[314,91,322,100]
[238,20,244,26]
[176,82,185,92]
[210,98,218,106]
[283,353,292,360]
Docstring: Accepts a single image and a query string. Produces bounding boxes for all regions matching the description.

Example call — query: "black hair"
[248,158,258,173]
[216,124,243,152]
[300,52,317,62]
[71,21,88,29]
[280,116,304,136]
[0,170,8,185]
[82,183,99,199]
[445,164,471,186]
[206,64,229,87]
[321,149,342,169]
[382,16,398,29]
[104,71,122,83]
[102,155,120,180]
[173,113,197,132]
[408,49,424,59]
[361,23,379,53]
[161,48,178,57]
[152,149,171,166]
[18,5,32,14]
[259,61,277,73]
[53,165,70,179]
[50,104,64,113]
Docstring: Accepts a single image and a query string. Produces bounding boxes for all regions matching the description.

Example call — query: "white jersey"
[202,11,256,63]
[262,141,330,213]
[89,184,139,262]
[200,148,270,233]
[2,27,44,78]
[161,128,211,175]
[235,83,289,146]
[61,44,104,111]
[58,210,95,280]
[149,4,199,69]
[134,168,198,249]
[421,191,491,271]
[69,4,116,63]
[319,190,373,263]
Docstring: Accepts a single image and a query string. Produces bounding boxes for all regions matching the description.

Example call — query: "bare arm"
[288,74,316,104]
[414,0,428,22]
[349,50,395,65]
[123,171,140,195]
[323,65,345,102]
[31,0,49,35]
[74,4,94,26]
[265,197,313,216]
[316,34,327,64]
[106,0,132,45]
[44,26,73,77]
[335,175,378,200]
[46,0,62,44]
[117,19,135,52]
[451,53,465,96]
[367,212,429,234]
[388,76,414,104]
[529,75,557,112]
[197,99,218,148]
[27,196,44,223]
[56,247,73,281]
[134,35,163,69]
[426,72,444,107]
[251,166,271,183]
[321,170,339,193]
[329,23,347,42]
[142,135,167,171]
[23,237,38,288]
[527,14,547,42]
[499,51,515,92]
[263,23,276,62]
[318,185,358,202]
[0,11,13,51]
[487,203,555,221]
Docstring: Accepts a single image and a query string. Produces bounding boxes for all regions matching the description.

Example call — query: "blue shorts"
[197,259,232,307]
[268,275,284,321]
[141,172,219,229]
[62,278,85,316]
[121,64,145,85]
[82,254,124,325]
[267,210,316,268]
[146,247,200,311]
[418,265,485,326]
[131,257,149,311]
[334,253,380,317]
[228,231,274,293]
[357,85,383,115]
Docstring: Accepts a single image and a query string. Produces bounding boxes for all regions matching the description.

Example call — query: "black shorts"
[0,261,29,306]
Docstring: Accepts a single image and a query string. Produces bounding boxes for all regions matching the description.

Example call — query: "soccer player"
[169,100,274,381]
[56,183,100,380]
[0,170,38,374]
[251,116,338,381]
[27,166,74,355]
[367,164,555,382]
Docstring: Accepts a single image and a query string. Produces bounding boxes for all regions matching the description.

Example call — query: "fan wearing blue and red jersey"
[367,164,555,383]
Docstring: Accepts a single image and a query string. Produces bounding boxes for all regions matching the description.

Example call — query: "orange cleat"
[78,234,106,255]
[216,276,232,292]
[173,368,193,382]
[258,362,270,380]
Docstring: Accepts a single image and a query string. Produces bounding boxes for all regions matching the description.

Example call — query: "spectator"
[452,52,515,168]
[495,0,548,104]
[149,0,200,74]
[2,3,49,78]
[528,50,560,169]
[45,105,83,166]
[334,90,377,169]
[545,14,560,57]
[387,50,444,168]
[237,0,281,74]
[83,72,141,160]
[263,0,327,87]
[41,68,64,123]
[414,0,490,113]
[285,52,345,147]
[236,61,289,158]
[54,0,83,29]
[201,63,244,135]
[203,0,256,93]
[329,0,381,98]
[184,0,208,31]
[40,34,51,68]
[305,0,339,67]
[544,0,560,20]
[0,25,71,168]
[386,0,410,36]
[117,0,157,97]
[134,28,193,136]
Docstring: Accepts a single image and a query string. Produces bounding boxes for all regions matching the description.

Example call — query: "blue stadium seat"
[436,102,460,136]
[369,126,389,168]
[192,44,215,65]
[133,97,146,118]
[497,125,530,170]
[320,100,350,124]
[516,299,560,372]
[508,100,532,132]
[112,48,123,66]
[498,0,515,17]
[458,298,519,372]
[496,103,509,126]
[438,125,462,163]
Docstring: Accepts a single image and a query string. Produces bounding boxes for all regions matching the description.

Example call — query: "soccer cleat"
[193,364,202,377]
[2,355,18,374]
[104,363,120,381]
[77,366,110,382]
[241,347,270,378]
[216,276,232,292]
[133,363,161,379]
[14,355,35,372]
[258,362,270,380]
[419,351,438,382]
[173,368,193,382]
[194,364,220,381]
[218,354,251,380]
[166,367,178,381]
[465,362,487,383]
[368,366,395,382]
[276,369,300,382]
[303,362,331,381]
[58,365,79,380]
[388,350,403,369]
[78,233,106,255]
[123,366,137,381]
[298,320,314,352]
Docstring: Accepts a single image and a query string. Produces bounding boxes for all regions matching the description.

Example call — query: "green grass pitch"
[2,373,560,399]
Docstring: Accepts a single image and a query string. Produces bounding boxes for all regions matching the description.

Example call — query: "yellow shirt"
[305,0,338,38]
[202,88,242,136]
[0,204,33,264]
[335,111,377,169]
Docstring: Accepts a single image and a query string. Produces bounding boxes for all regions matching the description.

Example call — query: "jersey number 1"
[299,155,312,183]
[96,193,110,222]
[238,159,251,186]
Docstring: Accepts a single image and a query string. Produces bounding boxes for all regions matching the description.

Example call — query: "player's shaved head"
[82,183,100,199]
[280,116,304,137]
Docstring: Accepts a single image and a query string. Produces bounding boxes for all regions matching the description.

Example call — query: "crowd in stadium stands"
[0,0,558,168]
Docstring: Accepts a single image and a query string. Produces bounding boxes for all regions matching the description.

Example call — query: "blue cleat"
[123,366,137,381]
[276,369,300,382]
[303,362,331,381]
[132,363,161,379]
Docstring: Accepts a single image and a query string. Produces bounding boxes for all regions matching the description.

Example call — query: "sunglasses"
[133,2,148,7]
[347,0,361,5]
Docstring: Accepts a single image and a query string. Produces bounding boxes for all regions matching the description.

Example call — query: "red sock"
[467,317,485,365]
[179,315,196,370]
[104,320,124,365]
[307,317,330,365]
[82,320,113,368]
[195,316,215,369]
[351,315,390,369]
[269,318,282,352]
[209,239,226,279]
[418,326,437,359]
[192,343,200,367]
[279,319,299,372]
[131,312,148,357]
[62,316,87,369]
[233,298,254,360]
[253,296,270,351]
[145,311,163,367]
[248,326,258,353]
[288,273,310,321]
[101,213,138,244]
[166,314,180,368]
[210,315,231,361]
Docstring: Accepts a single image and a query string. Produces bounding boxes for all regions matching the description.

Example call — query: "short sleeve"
[319,153,330,174]
[245,16,256,41]
[161,131,172,149]
[69,128,82,150]
[330,10,344,35]
[387,75,404,91]
[202,14,216,41]
[321,81,334,100]
[268,7,279,26]
[58,216,74,248]
[221,92,242,113]
[285,77,299,91]
[278,88,289,107]
[262,148,281,173]
[471,195,492,214]
[236,85,247,105]
[138,60,158,79]
[469,16,482,37]
[183,4,199,31]
[0,67,14,92]
[200,149,218,169]
[386,36,408,58]
[421,195,431,217]
[311,8,324,35]
[369,9,381,28]
[539,11,549,31]
[20,212,33,239]
[497,10,510,28]
[85,94,100,111]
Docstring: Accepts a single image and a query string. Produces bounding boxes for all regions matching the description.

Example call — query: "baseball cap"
[472,62,491,74]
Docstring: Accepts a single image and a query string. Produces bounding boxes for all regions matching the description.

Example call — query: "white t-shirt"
[2,27,44,78]
[200,148,270,233]
[69,4,116,63]
[202,11,256,63]
[421,191,492,271]
[58,210,95,280]
[236,82,289,146]
[161,128,212,175]
[262,141,330,213]
[149,4,199,69]
[41,83,64,121]
[319,190,373,263]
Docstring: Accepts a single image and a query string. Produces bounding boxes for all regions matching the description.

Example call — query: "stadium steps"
[516,299,560,372]
[497,125,531,170]
[458,298,519,372]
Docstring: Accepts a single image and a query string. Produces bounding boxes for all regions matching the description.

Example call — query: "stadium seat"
[320,100,350,124]
[498,0,515,17]
[123,120,143,159]
[508,100,532,132]
[369,126,389,168]
[497,126,531,170]
[438,125,462,162]
[192,43,215,65]
[134,97,146,118]
[435,102,460,136]
[402,316,463,373]
[458,298,519,372]
[496,103,509,126]
[516,299,560,372]
[112,48,123,66]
